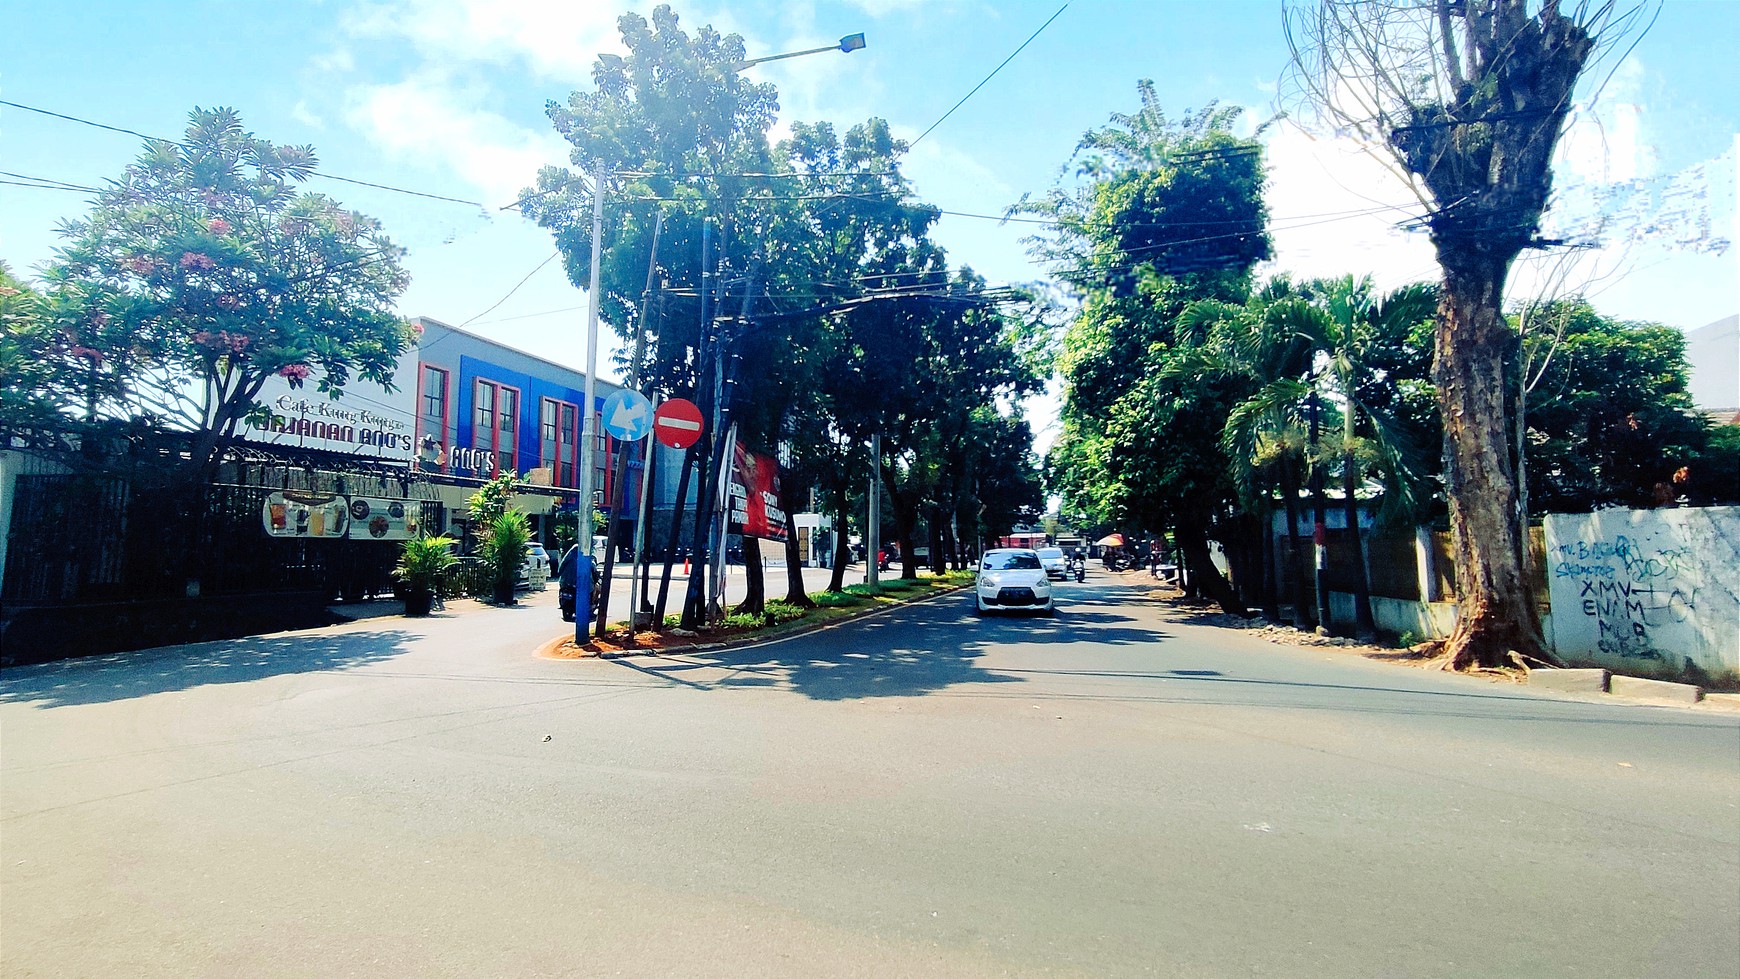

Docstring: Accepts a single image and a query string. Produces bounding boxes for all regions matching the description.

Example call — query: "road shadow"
[617,604,1031,701]
[0,629,416,709]
[612,594,1179,701]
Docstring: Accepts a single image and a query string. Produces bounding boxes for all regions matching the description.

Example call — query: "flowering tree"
[42,107,414,470]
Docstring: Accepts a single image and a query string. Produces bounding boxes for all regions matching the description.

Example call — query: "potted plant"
[485,510,531,606]
[395,534,458,616]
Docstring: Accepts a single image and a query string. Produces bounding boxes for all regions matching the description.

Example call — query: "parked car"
[520,543,551,591]
[974,548,1055,617]
[1036,546,1067,580]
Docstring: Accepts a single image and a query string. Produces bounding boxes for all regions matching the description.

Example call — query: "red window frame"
[473,379,521,477]
[541,397,580,488]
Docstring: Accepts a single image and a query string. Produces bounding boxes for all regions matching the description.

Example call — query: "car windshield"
[1038,548,1064,560]
[983,552,1042,570]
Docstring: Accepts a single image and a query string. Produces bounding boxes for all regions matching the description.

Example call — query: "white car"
[1036,546,1067,580]
[974,548,1055,617]
[520,542,551,590]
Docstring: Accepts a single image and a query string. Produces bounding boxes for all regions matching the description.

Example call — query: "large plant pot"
[404,591,436,617]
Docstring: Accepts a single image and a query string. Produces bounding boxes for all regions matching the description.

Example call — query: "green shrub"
[809,590,863,608]
[721,612,763,629]
[485,510,530,605]
[762,600,809,624]
[394,534,458,615]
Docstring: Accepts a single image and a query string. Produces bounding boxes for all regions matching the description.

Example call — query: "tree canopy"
[39,106,413,467]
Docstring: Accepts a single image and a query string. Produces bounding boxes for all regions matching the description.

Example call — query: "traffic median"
[537,571,975,660]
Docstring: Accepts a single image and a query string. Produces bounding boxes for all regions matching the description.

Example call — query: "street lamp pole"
[731,33,865,72]
[576,163,605,646]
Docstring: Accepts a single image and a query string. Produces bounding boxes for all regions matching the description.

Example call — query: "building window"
[473,379,520,476]
[416,365,449,448]
[542,397,579,487]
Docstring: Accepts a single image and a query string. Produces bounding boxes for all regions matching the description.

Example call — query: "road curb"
[535,581,972,662]
[1525,668,1610,695]
[1608,675,1704,704]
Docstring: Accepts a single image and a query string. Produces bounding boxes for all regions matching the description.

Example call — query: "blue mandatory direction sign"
[600,389,654,441]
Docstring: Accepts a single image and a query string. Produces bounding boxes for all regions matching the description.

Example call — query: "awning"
[1096,533,1126,547]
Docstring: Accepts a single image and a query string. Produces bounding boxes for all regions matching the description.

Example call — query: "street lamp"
[731,33,866,72]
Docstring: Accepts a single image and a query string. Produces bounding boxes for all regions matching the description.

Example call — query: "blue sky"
[5,0,1735,424]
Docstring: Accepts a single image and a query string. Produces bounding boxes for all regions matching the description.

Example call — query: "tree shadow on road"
[617,607,1025,701]
[612,596,1176,701]
[0,629,416,709]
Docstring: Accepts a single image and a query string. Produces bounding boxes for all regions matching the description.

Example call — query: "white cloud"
[344,76,572,207]
[290,100,325,130]
[340,0,625,80]
[311,47,356,74]
[1557,58,1653,185]
[1260,121,1440,290]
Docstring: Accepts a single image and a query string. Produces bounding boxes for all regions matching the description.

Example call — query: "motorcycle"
[1068,556,1086,582]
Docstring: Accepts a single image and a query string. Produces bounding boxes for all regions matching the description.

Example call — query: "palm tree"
[1175,289,1319,626]
[1268,277,1438,639]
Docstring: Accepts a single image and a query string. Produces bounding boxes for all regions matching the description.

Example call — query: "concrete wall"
[1544,506,1740,679]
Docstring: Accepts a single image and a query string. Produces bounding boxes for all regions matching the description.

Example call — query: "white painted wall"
[1544,506,1740,678]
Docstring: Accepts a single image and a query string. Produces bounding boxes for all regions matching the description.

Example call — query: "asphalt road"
[4,572,1737,978]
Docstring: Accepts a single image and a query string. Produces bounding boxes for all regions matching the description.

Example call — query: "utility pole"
[575,163,605,648]
[597,212,662,642]
[1309,387,1330,634]
[867,432,881,588]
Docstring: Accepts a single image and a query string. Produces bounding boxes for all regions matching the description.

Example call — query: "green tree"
[1263,277,1438,637]
[43,107,413,474]
[522,8,967,622]
[1286,0,1646,669]
[1032,94,1271,613]
[1522,302,1708,513]
[0,263,72,436]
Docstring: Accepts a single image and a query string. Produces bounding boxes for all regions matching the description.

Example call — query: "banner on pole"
[726,442,788,541]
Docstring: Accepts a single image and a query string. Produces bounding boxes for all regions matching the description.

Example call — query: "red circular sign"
[653,398,705,449]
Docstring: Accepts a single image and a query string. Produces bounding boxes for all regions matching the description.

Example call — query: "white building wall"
[1544,506,1740,679]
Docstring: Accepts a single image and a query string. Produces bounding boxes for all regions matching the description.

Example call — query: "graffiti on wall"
[1544,507,1740,676]
[1550,536,1697,659]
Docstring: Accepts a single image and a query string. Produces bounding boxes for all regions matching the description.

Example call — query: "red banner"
[727,444,788,541]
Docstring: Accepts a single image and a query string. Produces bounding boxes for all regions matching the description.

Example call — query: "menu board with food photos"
[262,493,420,541]
[343,496,420,541]
[262,492,351,539]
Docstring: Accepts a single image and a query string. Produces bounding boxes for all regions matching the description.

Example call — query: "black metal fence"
[3,473,440,606]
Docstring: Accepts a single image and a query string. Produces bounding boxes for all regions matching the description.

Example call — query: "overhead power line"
[907,2,1071,150]
[0,99,489,208]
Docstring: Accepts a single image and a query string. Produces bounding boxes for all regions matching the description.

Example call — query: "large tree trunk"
[828,502,850,592]
[928,505,947,576]
[1435,255,1555,669]
[1342,441,1378,641]
[1278,460,1313,630]
[1259,498,1282,622]
[739,536,765,617]
[779,472,815,608]
[885,478,921,580]
[1175,521,1246,615]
